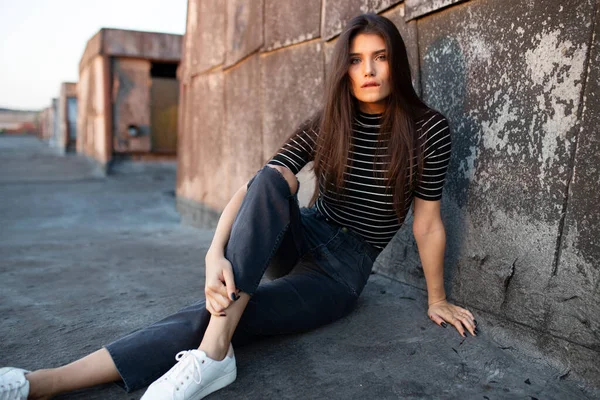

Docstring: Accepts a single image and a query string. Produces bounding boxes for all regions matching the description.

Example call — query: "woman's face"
[348,33,391,114]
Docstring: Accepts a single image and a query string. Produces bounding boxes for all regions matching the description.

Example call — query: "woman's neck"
[357,100,386,115]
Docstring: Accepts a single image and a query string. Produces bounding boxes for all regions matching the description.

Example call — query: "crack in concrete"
[550,0,599,278]
[500,258,517,309]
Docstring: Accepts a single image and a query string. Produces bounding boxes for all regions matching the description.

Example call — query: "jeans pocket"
[314,242,371,297]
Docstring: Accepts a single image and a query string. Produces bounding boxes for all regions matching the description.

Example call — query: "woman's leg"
[198,164,302,361]
[25,348,120,399]
[6,164,304,398]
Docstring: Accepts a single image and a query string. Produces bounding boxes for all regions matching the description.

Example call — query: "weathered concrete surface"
[548,3,600,351]
[264,0,322,51]
[322,0,402,40]
[225,0,264,67]
[77,54,110,166]
[416,0,594,332]
[261,41,324,162]
[405,0,467,20]
[381,3,420,94]
[2,135,599,399]
[224,55,264,196]
[79,29,182,75]
[186,0,226,76]
[371,0,600,387]
[176,71,227,211]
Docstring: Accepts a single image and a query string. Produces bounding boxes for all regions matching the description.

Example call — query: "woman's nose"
[364,60,375,76]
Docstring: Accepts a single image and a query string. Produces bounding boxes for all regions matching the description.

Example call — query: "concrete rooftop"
[0,135,597,399]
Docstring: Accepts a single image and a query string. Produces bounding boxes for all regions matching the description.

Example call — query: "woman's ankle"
[26,369,57,399]
[198,339,230,361]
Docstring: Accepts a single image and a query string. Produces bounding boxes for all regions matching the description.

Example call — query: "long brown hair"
[311,14,430,219]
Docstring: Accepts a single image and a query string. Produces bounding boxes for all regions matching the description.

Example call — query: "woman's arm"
[412,197,477,337]
[203,182,248,316]
[206,183,248,260]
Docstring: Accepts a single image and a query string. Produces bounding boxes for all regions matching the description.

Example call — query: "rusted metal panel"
[150,77,179,153]
[405,0,469,20]
[112,58,152,153]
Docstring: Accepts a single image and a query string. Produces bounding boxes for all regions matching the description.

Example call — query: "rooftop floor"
[0,135,597,399]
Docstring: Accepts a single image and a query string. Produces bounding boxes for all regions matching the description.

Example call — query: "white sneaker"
[141,345,237,400]
[0,368,30,400]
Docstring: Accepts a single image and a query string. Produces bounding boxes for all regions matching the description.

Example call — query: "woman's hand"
[204,252,239,316]
[428,299,478,337]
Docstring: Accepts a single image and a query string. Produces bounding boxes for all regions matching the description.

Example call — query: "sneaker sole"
[195,369,237,399]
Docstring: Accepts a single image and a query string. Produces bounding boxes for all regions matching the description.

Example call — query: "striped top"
[267,109,451,249]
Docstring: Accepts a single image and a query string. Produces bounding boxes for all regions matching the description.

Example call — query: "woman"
[0,13,476,400]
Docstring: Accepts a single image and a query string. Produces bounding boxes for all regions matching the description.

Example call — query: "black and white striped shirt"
[267,109,451,249]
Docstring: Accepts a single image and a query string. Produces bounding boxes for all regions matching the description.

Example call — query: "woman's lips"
[361,82,380,88]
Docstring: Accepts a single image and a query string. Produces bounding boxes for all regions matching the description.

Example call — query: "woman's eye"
[376,54,387,61]
[350,58,361,64]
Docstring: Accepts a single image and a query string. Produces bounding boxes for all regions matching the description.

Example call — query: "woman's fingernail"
[474,328,480,335]
[441,322,448,328]
[230,293,237,301]
[474,319,478,326]
[219,313,226,317]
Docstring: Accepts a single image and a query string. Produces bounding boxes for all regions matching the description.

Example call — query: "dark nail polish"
[441,322,448,328]
[219,313,226,317]
[474,319,478,326]
[475,328,480,335]
[230,293,237,301]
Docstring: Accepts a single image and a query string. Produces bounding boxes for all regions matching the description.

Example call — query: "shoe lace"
[1,381,23,397]
[162,350,203,400]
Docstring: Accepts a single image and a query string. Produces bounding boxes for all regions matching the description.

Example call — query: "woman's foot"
[141,344,236,400]
[0,367,30,400]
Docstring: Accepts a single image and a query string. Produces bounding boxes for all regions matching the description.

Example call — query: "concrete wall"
[38,99,58,142]
[77,55,110,165]
[177,0,600,387]
[55,82,77,152]
[77,29,182,168]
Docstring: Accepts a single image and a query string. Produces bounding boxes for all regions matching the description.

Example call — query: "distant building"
[51,82,78,153]
[37,99,57,141]
[0,108,40,136]
[77,28,182,170]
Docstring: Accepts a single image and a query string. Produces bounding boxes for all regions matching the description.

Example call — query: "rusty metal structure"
[77,28,182,169]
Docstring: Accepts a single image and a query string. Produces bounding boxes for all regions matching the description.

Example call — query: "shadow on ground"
[0,136,597,399]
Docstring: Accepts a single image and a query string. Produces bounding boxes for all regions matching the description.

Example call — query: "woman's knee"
[266,165,298,195]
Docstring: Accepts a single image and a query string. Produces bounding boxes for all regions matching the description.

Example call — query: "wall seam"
[550,0,599,277]
[414,8,423,97]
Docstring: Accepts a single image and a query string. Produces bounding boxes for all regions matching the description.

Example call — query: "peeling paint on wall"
[525,29,587,182]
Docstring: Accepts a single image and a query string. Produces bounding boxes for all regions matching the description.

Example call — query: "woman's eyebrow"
[349,49,387,57]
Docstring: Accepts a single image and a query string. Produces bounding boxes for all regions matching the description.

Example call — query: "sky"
[0,0,187,110]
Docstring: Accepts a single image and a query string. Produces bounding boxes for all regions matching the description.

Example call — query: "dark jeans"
[105,165,381,392]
